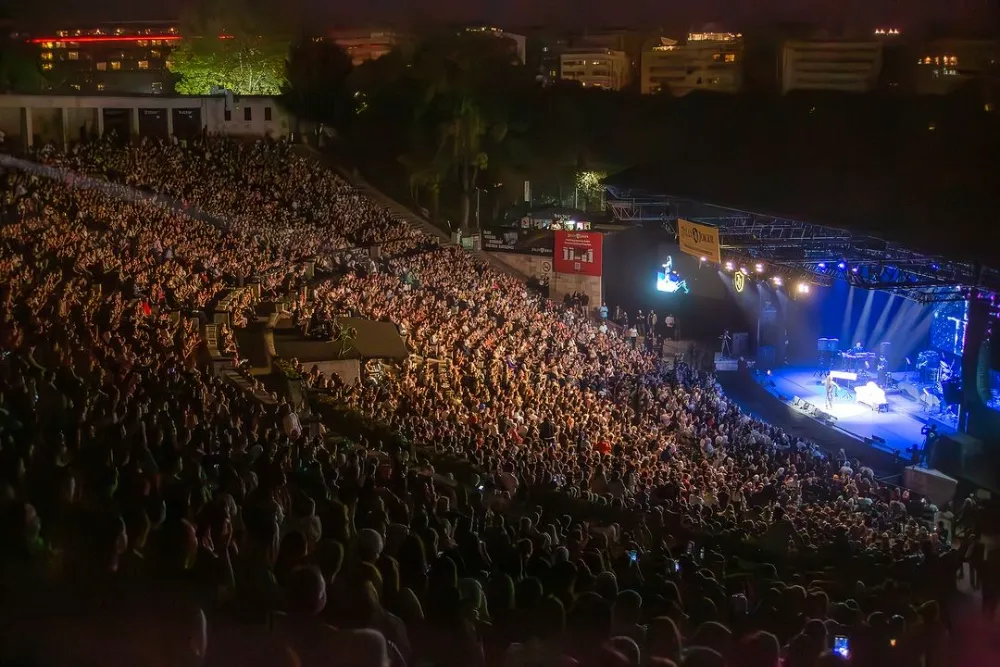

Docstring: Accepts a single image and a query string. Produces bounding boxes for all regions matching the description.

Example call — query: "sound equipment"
[732,332,749,359]
[879,341,891,360]
[942,379,962,405]
[817,338,840,352]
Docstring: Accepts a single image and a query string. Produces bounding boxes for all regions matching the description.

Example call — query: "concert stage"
[718,367,957,475]
[763,367,956,455]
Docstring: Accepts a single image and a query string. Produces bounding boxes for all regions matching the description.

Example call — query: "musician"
[825,373,836,409]
[850,341,865,354]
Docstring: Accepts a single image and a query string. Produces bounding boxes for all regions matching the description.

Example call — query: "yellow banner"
[677,218,722,264]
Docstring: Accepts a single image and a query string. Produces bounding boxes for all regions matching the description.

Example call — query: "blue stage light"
[837,262,846,270]
[818,262,827,270]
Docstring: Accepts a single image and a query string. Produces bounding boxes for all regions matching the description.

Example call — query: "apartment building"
[560,47,630,90]
[328,30,401,66]
[641,32,743,96]
[31,22,178,95]
[781,40,884,93]
[913,38,999,95]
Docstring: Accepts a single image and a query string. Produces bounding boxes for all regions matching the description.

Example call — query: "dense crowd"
[0,136,982,667]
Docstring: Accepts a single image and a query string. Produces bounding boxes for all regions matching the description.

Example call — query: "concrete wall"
[0,94,291,149]
[486,252,553,284]
[551,271,603,313]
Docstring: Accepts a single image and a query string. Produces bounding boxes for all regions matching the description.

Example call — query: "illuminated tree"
[169,0,290,95]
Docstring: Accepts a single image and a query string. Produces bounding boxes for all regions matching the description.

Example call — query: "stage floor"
[763,367,955,455]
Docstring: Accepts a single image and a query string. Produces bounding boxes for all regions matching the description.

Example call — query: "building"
[913,39,1000,95]
[781,40,883,93]
[30,22,179,95]
[0,94,291,149]
[329,29,401,66]
[641,32,743,96]
[560,48,630,90]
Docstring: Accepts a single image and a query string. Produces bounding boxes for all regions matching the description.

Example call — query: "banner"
[677,218,721,264]
[554,231,603,277]
[481,228,553,256]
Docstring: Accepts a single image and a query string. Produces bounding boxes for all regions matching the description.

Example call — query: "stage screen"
[931,300,969,358]
[655,256,690,294]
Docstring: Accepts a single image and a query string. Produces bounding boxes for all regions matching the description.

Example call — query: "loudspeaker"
[879,341,891,358]
[942,379,962,405]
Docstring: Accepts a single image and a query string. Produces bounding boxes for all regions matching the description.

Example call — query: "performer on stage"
[850,340,865,354]
[825,373,836,409]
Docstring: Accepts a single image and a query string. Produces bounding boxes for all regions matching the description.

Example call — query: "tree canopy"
[168,0,290,95]
[281,39,355,126]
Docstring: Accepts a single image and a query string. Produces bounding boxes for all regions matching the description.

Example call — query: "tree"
[0,38,48,93]
[281,38,354,127]
[405,32,533,232]
[169,0,290,95]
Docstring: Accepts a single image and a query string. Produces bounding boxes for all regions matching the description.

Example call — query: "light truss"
[658,198,999,304]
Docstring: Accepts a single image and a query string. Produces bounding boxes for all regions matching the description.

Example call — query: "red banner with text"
[554,231,604,277]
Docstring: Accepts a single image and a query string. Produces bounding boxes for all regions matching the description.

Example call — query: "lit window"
[68,51,79,60]
[136,40,149,47]
[42,63,53,71]
[712,53,721,61]
[150,49,161,57]
[54,42,65,48]
[96,62,107,71]
[986,103,994,112]
[41,41,54,49]
[70,84,80,90]
[111,61,121,71]
[138,61,149,70]
[41,51,53,61]
[949,56,958,66]
[97,83,105,91]
[724,53,736,63]
[923,57,932,64]
[151,39,162,46]
[56,30,67,37]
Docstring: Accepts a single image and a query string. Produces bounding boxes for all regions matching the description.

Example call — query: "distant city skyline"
[15,0,1000,33]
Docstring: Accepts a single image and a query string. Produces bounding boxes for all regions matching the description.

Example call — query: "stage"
[758,366,956,456]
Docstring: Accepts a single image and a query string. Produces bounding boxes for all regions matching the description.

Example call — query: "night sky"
[20,0,1000,32]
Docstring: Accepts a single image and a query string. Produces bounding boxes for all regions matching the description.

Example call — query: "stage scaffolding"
[605,189,999,304]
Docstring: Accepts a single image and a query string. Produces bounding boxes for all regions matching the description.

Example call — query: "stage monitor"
[655,256,690,294]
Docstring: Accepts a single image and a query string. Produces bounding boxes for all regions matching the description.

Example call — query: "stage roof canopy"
[604,153,1000,302]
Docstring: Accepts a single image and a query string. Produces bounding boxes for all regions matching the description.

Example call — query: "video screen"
[655,256,690,294]
[931,300,969,358]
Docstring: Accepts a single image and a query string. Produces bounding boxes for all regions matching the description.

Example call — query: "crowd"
[0,135,984,667]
